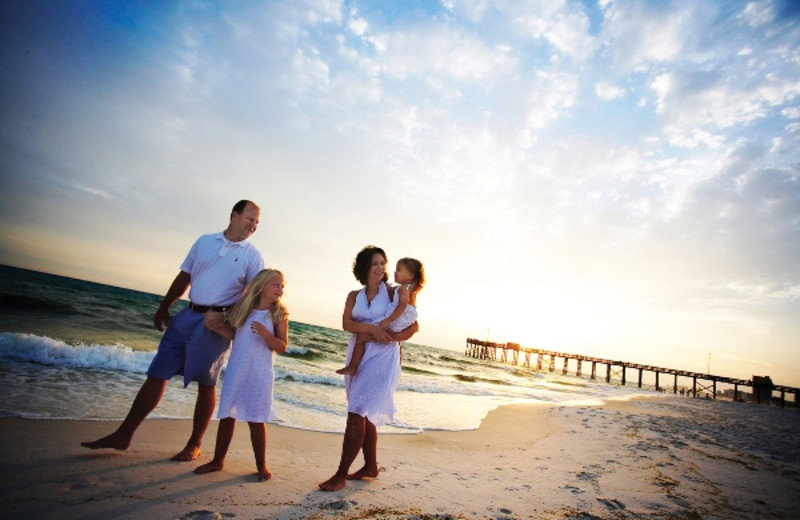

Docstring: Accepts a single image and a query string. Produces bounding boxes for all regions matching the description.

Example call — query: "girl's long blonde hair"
[227,269,288,328]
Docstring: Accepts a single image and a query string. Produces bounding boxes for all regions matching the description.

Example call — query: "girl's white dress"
[345,282,402,425]
[217,309,276,423]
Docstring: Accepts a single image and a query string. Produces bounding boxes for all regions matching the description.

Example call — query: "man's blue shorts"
[147,307,231,387]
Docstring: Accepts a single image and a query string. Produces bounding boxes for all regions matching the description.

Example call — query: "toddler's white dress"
[345,282,402,426]
[217,308,276,423]
[386,283,418,332]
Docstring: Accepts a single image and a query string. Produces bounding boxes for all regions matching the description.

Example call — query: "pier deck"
[465,338,799,407]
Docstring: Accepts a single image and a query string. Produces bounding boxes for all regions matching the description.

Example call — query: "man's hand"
[153,271,191,332]
[203,311,226,331]
[153,307,171,332]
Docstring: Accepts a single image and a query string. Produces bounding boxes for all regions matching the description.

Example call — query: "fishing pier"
[465,338,799,407]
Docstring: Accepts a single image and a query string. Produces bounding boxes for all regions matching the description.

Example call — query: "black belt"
[188,303,231,313]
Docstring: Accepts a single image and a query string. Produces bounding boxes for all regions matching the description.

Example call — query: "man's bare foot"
[80,432,130,451]
[257,467,272,482]
[194,460,223,474]
[171,445,202,461]
[347,466,379,480]
[318,474,347,491]
[336,366,356,375]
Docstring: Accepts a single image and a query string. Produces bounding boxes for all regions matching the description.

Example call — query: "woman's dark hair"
[352,245,388,285]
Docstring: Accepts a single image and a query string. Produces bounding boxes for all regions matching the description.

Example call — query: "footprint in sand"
[597,497,626,511]
[322,500,354,511]
[178,511,234,520]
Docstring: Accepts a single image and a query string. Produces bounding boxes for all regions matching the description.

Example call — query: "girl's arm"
[214,324,236,341]
[342,289,390,342]
[251,317,288,353]
[379,284,410,328]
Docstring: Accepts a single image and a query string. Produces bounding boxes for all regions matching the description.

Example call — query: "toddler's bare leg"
[336,334,369,375]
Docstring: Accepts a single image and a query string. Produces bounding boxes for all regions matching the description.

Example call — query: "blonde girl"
[194,269,288,481]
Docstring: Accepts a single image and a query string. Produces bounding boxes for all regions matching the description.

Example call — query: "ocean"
[0,264,649,434]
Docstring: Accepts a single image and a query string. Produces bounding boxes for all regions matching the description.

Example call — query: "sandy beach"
[1,395,798,519]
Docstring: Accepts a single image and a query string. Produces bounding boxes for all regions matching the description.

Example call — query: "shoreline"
[1,396,798,519]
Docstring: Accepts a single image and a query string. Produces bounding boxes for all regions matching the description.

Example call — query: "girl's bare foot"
[258,467,272,481]
[319,474,347,491]
[347,465,379,480]
[194,460,224,474]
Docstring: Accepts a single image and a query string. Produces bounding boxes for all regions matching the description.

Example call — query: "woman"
[319,245,419,491]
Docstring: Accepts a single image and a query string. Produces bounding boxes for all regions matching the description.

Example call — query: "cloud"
[739,0,776,28]
[601,1,689,67]
[666,139,800,285]
[595,81,625,100]
[507,1,597,61]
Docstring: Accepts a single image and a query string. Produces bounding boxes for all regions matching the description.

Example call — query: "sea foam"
[0,332,153,373]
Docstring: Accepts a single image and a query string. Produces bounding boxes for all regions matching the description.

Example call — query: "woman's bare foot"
[80,432,131,451]
[347,465,379,480]
[194,460,224,474]
[336,366,356,375]
[257,467,272,481]
[318,474,347,491]
[171,444,202,461]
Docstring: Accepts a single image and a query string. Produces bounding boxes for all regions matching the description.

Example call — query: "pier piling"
[465,338,799,406]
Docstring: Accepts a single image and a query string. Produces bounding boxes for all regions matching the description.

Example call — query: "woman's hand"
[388,321,418,342]
[370,324,392,343]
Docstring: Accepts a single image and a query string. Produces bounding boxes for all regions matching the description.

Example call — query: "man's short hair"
[232,200,258,215]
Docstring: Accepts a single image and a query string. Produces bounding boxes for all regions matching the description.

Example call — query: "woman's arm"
[388,321,418,342]
[342,289,391,342]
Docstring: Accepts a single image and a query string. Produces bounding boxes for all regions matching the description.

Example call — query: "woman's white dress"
[345,282,402,426]
[217,309,276,423]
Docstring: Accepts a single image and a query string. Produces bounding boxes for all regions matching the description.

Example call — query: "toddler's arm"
[379,284,410,328]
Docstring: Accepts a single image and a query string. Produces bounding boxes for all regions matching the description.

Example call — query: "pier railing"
[465,338,799,407]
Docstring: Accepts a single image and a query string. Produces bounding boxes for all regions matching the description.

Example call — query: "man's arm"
[153,271,191,331]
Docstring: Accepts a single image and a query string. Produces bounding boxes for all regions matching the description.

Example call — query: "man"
[82,200,264,461]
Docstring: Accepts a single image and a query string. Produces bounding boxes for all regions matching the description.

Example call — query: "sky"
[1,0,799,386]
